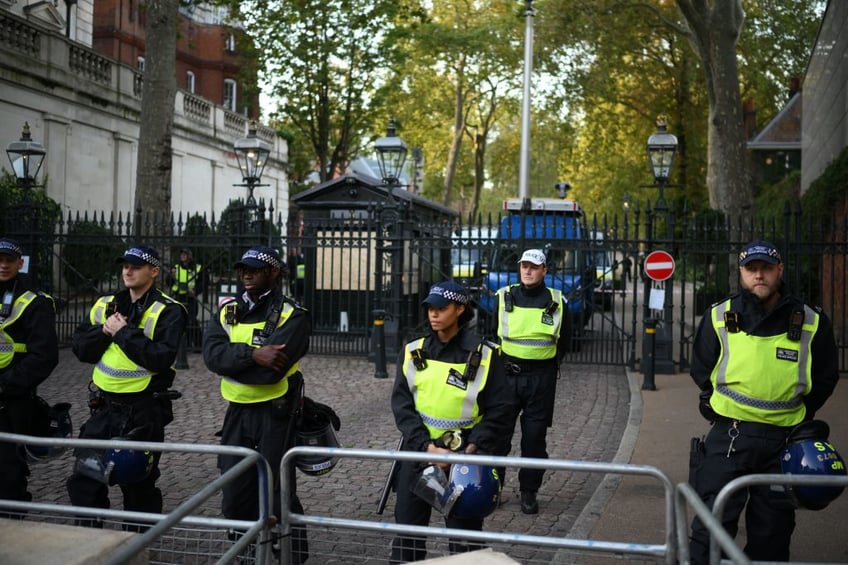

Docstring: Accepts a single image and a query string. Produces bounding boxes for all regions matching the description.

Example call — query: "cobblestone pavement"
[27,349,630,563]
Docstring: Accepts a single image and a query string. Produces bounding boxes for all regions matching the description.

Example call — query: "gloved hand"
[698,388,717,422]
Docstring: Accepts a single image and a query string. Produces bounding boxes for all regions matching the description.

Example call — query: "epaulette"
[282,294,307,311]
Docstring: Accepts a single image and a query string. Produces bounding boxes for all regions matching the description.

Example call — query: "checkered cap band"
[430,285,468,305]
[739,242,781,265]
[125,247,161,268]
[241,249,282,269]
[0,240,22,257]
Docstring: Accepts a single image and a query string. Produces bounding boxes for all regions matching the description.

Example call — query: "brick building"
[92,1,260,118]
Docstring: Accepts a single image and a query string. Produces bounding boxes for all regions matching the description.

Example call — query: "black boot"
[520,490,538,515]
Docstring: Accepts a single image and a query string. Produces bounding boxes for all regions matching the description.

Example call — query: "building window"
[186,71,196,94]
[225,33,236,53]
[223,79,237,111]
[137,56,145,72]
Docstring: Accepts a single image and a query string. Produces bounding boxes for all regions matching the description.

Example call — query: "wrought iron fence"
[15,200,848,374]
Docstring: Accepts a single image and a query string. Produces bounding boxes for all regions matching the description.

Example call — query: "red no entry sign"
[644,250,675,281]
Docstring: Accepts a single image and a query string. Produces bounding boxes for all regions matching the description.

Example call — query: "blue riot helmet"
[448,463,501,520]
[780,420,846,510]
[104,444,155,486]
[19,401,73,463]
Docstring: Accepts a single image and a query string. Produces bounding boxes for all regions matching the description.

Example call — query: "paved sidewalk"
[28,349,630,563]
[585,370,848,564]
[27,347,847,563]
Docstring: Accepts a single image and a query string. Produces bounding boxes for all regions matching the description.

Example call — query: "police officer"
[67,245,186,528]
[494,249,567,515]
[170,247,204,348]
[390,281,512,563]
[202,246,310,563]
[688,240,840,563]
[0,238,59,516]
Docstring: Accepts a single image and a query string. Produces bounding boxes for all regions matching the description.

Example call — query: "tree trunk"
[134,0,179,233]
[442,54,466,208]
[677,0,752,221]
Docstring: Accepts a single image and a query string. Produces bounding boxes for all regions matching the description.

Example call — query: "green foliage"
[228,0,411,183]
[801,145,848,225]
[754,169,801,221]
[61,221,125,291]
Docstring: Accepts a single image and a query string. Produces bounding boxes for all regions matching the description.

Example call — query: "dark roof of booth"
[292,172,458,219]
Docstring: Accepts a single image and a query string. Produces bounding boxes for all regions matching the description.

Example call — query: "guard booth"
[292,173,457,357]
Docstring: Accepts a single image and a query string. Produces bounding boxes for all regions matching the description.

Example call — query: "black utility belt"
[713,415,794,437]
[503,356,556,375]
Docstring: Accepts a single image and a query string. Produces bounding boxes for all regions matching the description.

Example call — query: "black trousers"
[390,457,485,563]
[67,394,172,523]
[0,397,38,512]
[689,419,795,564]
[504,365,557,492]
[218,386,308,564]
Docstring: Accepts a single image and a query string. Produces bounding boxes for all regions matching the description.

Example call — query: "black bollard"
[642,318,658,390]
[373,309,388,379]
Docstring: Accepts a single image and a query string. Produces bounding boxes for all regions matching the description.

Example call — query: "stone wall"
[0,8,288,220]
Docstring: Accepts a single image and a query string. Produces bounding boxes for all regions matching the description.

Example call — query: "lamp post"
[233,121,271,243]
[7,122,46,192]
[372,118,408,379]
[641,115,678,383]
[6,122,48,287]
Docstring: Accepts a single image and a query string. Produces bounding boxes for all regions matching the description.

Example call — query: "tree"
[134,0,180,231]
[229,0,412,183]
[381,0,522,216]
[671,0,751,218]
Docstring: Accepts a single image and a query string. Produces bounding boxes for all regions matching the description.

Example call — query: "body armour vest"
[217,299,300,404]
[171,264,202,295]
[709,299,819,426]
[403,337,495,440]
[0,291,44,368]
[89,294,171,393]
[497,286,562,359]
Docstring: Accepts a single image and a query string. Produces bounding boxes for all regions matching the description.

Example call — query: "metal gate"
[21,200,848,374]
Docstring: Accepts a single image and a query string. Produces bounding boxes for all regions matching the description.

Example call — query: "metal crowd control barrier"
[675,473,848,565]
[0,431,275,565]
[280,446,678,564]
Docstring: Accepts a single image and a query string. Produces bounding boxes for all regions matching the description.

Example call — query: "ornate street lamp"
[374,118,408,185]
[641,115,679,384]
[233,121,271,205]
[6,122,46,191]
[646,115,678,209]
[371,118,408,379]
[5,123,48,288]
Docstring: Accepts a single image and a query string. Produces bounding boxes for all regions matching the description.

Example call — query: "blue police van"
[477,196,595,350]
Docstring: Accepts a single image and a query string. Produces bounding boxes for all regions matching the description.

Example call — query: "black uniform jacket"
[391,326,514,455]
[73,287,186,391]
[0,274,59,397]
[203,287,310,386]
[493,282,569,364]
[690,284,839,420]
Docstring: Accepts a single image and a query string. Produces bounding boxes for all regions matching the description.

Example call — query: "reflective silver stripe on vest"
[94,360,150,379]
[0,291,38,331]
[502,337,556,347]
[142,302,165,339]
[713,300,812,411]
